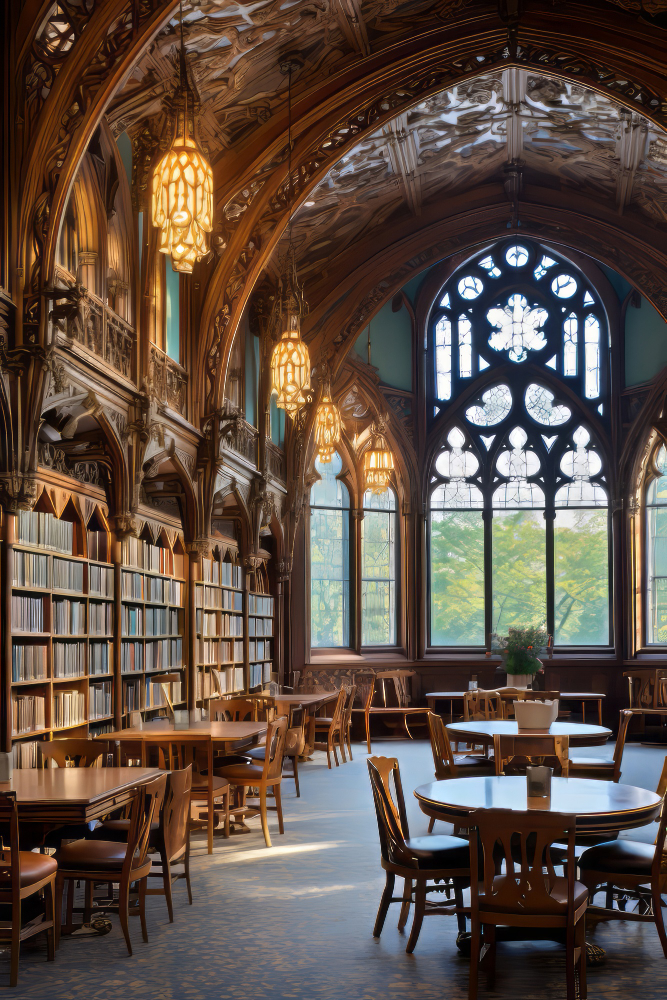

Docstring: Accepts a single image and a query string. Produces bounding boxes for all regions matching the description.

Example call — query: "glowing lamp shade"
[363,436,394,493]
[270,315,311,414]
[152,136,213,273]
[314,394,341,462]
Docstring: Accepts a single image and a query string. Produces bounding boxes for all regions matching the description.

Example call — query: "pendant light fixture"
[363,424,394,493]
[270,57,311,415]
[151,0,213,273]
[314,369,341,462]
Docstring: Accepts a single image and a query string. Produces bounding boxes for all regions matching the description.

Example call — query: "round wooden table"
[415,775,662,834]
[446,719,611,748]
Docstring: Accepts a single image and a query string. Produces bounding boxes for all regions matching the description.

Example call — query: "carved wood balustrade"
[266,438,286,483]
[220,399,259,467]
[51,282,135,381]
[148,343,188,414]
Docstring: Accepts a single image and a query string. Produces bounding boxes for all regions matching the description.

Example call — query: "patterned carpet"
[6,738,667,999]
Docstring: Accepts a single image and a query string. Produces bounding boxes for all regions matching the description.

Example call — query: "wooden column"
[112,530,122,732]
[352,509,363,651]
[187,547,198,711]
[1,513,14,753]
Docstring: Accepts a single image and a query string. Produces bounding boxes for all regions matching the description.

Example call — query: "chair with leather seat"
[314,688,346,768]
[216,716,288,847]
[468,807,587,1000]
[568,709,632,781]
[56,773,166,955]
[0,791,57,986]
[246,703,306,796]
[367,756,471,954]
[578,755,667,957]
[91,767,193,921]
[426,712,495,831]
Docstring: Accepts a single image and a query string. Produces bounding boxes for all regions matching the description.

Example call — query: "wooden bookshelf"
[120,529,186,725]
[194,551,245,704]
[248,591,275,691]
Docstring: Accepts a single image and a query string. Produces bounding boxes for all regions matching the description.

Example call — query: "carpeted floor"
[6,738,667,999]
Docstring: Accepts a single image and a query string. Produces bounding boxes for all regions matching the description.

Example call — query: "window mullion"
[545,506,555,641]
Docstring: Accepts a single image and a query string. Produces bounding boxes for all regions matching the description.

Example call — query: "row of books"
[145,576,183,604]
[249,639,271,661]
[13,551,49,588]
[202,559,243,588]
[249,661,272,688]
[195,610,244,637]
[145,678,183,709]
[196,638,242,665]
[145,638,182,671]
[53,641,85,678]
[90,564,114,597]
[12,644,47,682]
[12,595,44,632]
[194,585,243,611]
[17,510,73,554]
[89,681,112,720]
[211,665,244,695]
[12,694,46,734]
[121,538,174,574]
[249,616,273,637]
[121,606,180,636]
[53,689,86,728]
[122,571,143,600]
[121,641,143,673]
[53,599,86,635]
[249,594,274,616]
[123,679,141,712]
[196,668,214,701]
[12,740,39,768]
[53,557,84,592]
[89,641,110,675]
[89,601,113,635]
[86,530,108,563]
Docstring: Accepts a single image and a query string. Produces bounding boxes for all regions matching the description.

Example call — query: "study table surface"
[446,719,611,747]
[99,723,267,853]
[426,691,606,725]
[415,775,662,835]
[0,766,161,825]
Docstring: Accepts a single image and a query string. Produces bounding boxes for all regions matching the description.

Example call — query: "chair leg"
[55,874,64,949]
[427,815,436,833]
[118,880,133,956]
[398,877,412,931]
[366,712,372,754]
[346,730,353,761]
[162,848,174,922]
[406,880,427,954]
[652,879,667,958]
[45,878,56,961]
[274,783,285,835]
[10,896,21,987]
[292,754,300,798]
[454,882,467,936]
[138,878,148,943]
[84,881,93,924]
[373,872,395,937]
[576,914,587,1000]
[469,917,481,1000]
[565,919,576,1000]
[259,787,272,848]
[339,730,346,763]
[184,839,193,905]
[332,736,339,767]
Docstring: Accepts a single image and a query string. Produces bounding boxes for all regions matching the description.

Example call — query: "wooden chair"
[493,733,570,776]
[342,684,357,761]
[216,716,288,847]
[578,756,667,956]
[314,688,347,768]
[56,773,166,955]
[209,697,258,722]
[468,808,587,1000]
[426,712,495,832]
[0,791,57,986]
[367,756,470,954]
[94,767,194,922]
[463,689,503,721]
[39,738,110,768]
[247,703,306,796]
[364,675,430,753]
[568,709,632,781]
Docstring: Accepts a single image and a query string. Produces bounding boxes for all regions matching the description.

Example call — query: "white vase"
[506,673,532,689]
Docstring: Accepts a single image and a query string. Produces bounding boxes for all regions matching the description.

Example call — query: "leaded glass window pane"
[584,315,601,399]
[459,315,473,377]
[362,489,396,646]
[487,294,548,362]
[310,454,350,648]
[525,383,571,426]
[431,510,485,645]
[555,509,609,645]
[564,314,578,376]
[435,317,452,400]
[647,506,667,643]
[465,384,512,426]
[492,510,546,634]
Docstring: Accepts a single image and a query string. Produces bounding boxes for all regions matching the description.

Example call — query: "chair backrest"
[493,733,570,776]
[262,716,288,782]
[327,688,347,731]
[469,808,577,917]
[124,773,167,879]
[342,684,357,731]
[521,690,561,703]
[427,711,458,779]
[209,697,258,722]
[612,709,634,781]
[624,668,665,709]
[367,756,411,867]
[464,689,503,721]
[0,793,20,908]
[363,676,376,712]
[392,675,411,709]
[161,766,192,864]
[656,755,667,800]
[285,704,306,758]
[40,738,110,768]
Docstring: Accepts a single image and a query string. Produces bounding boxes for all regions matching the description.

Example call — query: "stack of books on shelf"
[89,641,110,675]
[12,645,47,682]
[89,564,113,596]
[17,510,73,552]
[89,681,112,720]
[11,595,44,632]
[53,689,86,728]
[121,605,144,635]
[249,662,272,688]
[212,666,244,695]
[145,677,182,709]
[53,598,86,635]
[121,537,172,574]
[52,642,85,678]
[145,637,182,671]
[12,694,46,735]
[13,551,49,587]
[12,740,40,768]
[123,678,141,713]
[89,601,113,635]
[53,557,83,591]
[121,642,143,672]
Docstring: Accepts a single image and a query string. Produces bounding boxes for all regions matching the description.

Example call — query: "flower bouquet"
[493,624,548,688]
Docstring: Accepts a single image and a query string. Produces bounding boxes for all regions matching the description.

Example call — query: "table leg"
[581,700,586,724]
[597,699,602,727]
[207,740,213,855]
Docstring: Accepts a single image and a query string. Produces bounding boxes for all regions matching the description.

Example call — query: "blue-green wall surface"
[165,263,180,362]
[353,297,412,391]
[599,263,667,387]
[270,395,285,448]
[245,322,259,427]
[117,131,132,187]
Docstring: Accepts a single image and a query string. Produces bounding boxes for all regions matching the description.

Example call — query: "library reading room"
[7,2,667,999]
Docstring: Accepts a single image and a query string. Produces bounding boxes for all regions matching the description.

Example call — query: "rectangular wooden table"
[0,767,161,844]
[99,722,267,853]
[274,693,338,756]
[426,691,605,725]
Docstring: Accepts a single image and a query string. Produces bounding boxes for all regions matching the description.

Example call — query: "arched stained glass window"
[310,453,350,648]
[429,239,611,649]
[646,445,667,644]
[361,488,397,646]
